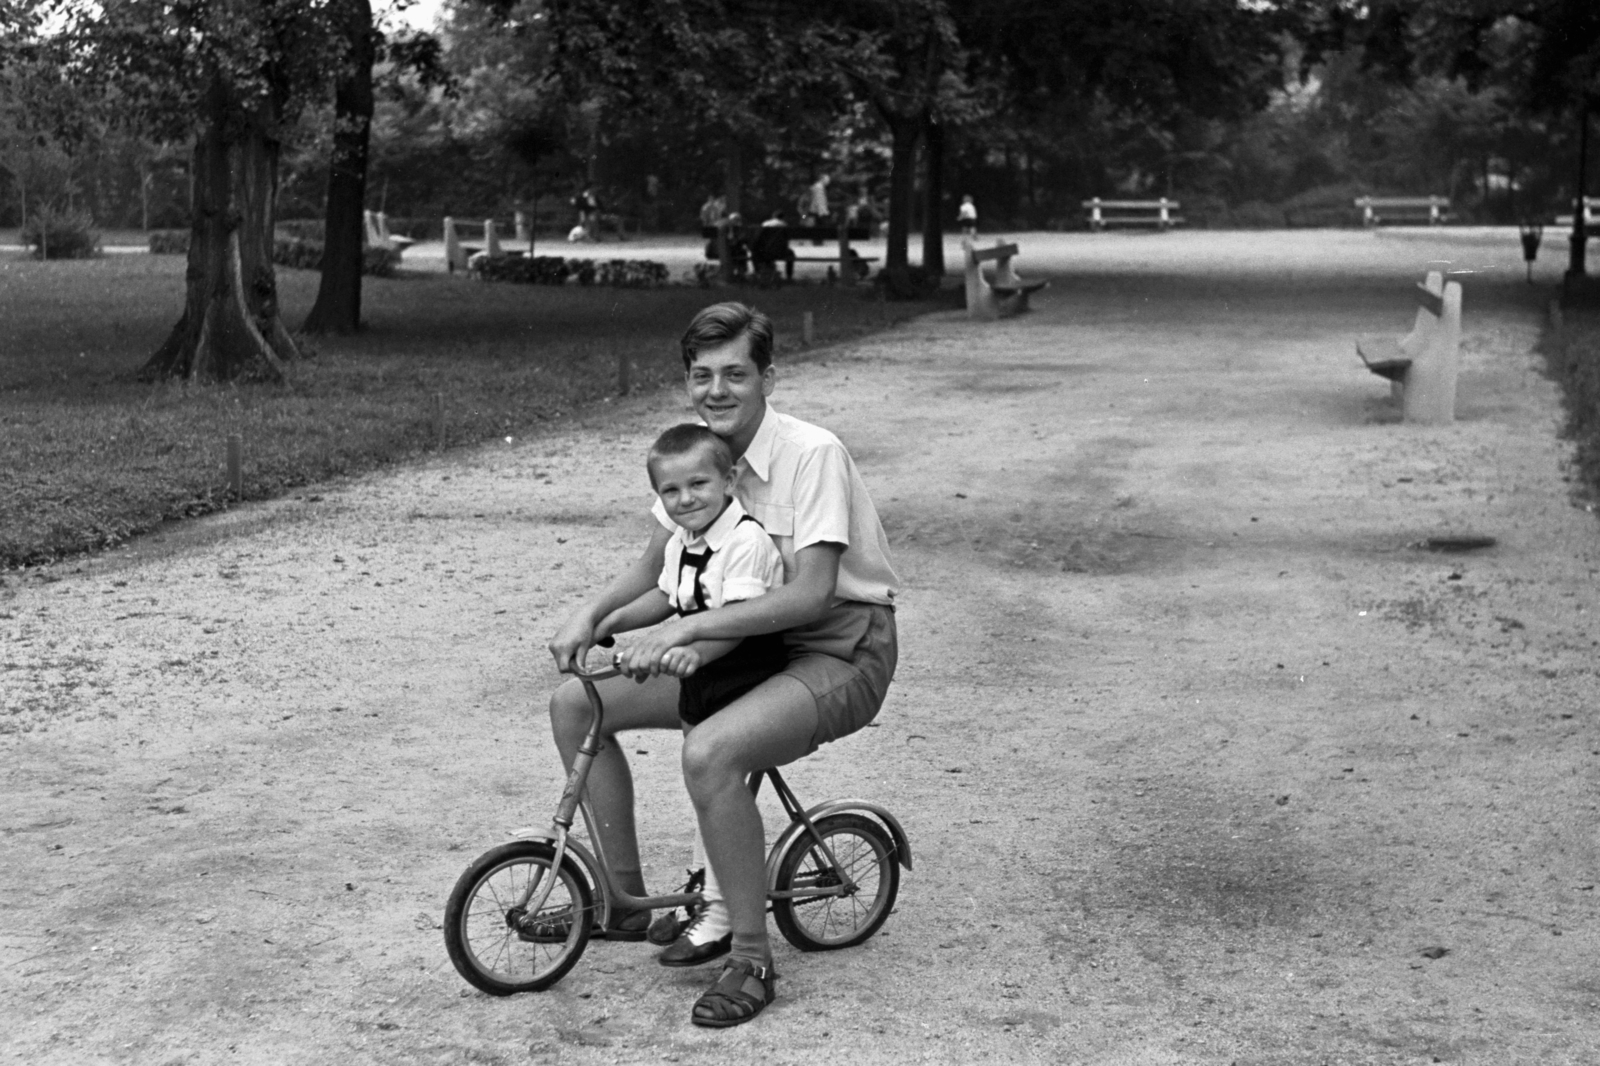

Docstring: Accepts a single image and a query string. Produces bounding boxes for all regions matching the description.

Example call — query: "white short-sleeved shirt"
[652,408,899,607]
[658,498,784,613]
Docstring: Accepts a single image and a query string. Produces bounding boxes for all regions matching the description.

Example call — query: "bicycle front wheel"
[443,841,593,995]
[772,813,899,951]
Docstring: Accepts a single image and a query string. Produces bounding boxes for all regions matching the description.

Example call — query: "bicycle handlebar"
[566,635,622,682]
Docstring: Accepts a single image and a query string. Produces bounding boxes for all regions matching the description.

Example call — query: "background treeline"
[3,0,1586,237]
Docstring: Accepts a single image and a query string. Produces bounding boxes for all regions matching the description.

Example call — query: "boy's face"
[651,446,734,536]
[686,334,773,459]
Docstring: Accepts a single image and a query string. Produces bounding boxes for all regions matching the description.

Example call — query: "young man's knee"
[549,681,589,739]
[680,731,737,796]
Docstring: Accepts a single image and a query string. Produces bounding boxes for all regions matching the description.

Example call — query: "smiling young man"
[546,301,899,1028]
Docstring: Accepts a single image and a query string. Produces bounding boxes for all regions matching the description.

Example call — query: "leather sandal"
[690,959,776,1028]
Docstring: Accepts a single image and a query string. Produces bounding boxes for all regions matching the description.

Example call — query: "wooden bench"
[1355,196,1450,226]
[963,238,1047,320]
[1355,267,1463,424]
[1082,197,1183,231]
[363,211,414,257]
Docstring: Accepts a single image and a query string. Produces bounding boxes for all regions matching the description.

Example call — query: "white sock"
[687,828,729,944]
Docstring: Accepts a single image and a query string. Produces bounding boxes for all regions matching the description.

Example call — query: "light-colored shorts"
[780,602,897,751]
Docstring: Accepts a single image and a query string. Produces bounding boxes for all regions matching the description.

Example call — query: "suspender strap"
[674,511,766,617]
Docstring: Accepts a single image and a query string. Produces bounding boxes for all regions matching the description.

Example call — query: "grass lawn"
[0,251,948,567]
[1543,305,1600,505]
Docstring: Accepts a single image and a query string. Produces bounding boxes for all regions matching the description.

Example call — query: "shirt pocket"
[746,501,794,538]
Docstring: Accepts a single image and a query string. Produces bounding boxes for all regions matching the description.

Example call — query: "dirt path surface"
[4,230,1598,1065]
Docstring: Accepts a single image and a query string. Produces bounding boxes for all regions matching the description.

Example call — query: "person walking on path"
[546,301,899,1029]
[958,194,978,239]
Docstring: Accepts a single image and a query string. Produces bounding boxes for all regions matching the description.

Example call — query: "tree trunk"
[720,139,742,283]
[882,110,921,297]
[304,0,375,335]
[922,116,945,277]
[141,74,296,382]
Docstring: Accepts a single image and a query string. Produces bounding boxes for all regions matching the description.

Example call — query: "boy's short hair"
[647,423,734,487]
[680,302,774,372]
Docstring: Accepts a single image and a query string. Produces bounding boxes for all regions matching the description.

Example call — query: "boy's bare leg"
[680,675,819,969]
[549,672,681,918]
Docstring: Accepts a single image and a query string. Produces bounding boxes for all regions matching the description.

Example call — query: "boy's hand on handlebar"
[616,618,692,677]
[659,645,702,678]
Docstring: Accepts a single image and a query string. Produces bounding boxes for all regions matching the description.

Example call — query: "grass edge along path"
[1540,303,1600,511]
[0,254,951,568]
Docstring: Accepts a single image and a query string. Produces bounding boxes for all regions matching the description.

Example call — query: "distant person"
[958,195,978,238]
[806,175,831,244]
[753,211,796,282]
[572,187,601,242]
[700,195,727,228]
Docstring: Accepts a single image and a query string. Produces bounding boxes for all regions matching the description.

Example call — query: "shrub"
[148,230,190,254]
[477,255,573,284]
[276,218,325,241]
[597,259,670,288]
[475,255,665,288]
[271,235,399,277]
[22,206,101,259]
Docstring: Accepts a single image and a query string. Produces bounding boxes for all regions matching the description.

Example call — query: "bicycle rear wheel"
[772,813,899,951]
[443,840,592,994]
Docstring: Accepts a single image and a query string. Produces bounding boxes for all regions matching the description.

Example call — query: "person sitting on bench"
[751,212,796,282]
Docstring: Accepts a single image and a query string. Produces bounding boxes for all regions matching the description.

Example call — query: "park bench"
[443,217,506,274]
[1553,196,1600,228]
[701,223,875,283]
[962,238,1048,320]
[1082,197,1183,231]
[1355,267,1462,424]
[1354,196,1450,226]
[363,211,414,257]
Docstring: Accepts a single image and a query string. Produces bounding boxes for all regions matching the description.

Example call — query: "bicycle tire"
[443,840,593,995]
[772,813,899,951]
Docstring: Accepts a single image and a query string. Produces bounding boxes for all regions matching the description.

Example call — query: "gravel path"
[3,229,1597,1065]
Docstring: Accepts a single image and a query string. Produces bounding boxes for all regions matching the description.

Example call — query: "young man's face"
[650,446,733,535]
[686,333,774,458]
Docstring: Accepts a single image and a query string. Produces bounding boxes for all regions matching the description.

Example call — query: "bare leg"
[680,674,819,966]
[549,672,680,904]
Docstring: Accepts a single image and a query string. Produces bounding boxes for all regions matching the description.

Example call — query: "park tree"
[1327,0,1600,274]
[301,0,376,335]
[63,0,347,381]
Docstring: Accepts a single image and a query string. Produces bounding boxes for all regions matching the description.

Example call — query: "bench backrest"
[700,225,867,242]
[1081,198,1181,210]
[969,242,1019,263]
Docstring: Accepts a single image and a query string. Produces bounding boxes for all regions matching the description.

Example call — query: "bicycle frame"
[508,660,910,926]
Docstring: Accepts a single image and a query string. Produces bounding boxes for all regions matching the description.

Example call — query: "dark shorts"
[779,602,897,751]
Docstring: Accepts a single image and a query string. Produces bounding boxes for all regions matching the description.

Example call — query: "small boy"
[595,423,787,966]
[958,194,978,238]
[597,423,787,721]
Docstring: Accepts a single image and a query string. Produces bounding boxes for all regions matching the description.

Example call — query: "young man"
[547,302,899,1028]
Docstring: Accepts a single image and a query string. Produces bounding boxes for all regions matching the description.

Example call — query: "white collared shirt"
[658,497,784,612]
[652,408,899,606]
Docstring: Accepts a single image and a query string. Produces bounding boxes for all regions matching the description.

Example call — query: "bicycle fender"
[765,799,913,889]
[506,827,604,902]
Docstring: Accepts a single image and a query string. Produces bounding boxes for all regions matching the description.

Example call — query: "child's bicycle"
[443,657,912,995]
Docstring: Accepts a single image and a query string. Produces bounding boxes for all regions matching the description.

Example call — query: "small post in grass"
[226,434,243,500]
[617,350,631,396]
[432,391,445,450]
[802,311,815,347]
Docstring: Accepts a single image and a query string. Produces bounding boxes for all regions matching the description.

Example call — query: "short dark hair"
[680,302,774,372]
[647,423,734,487]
